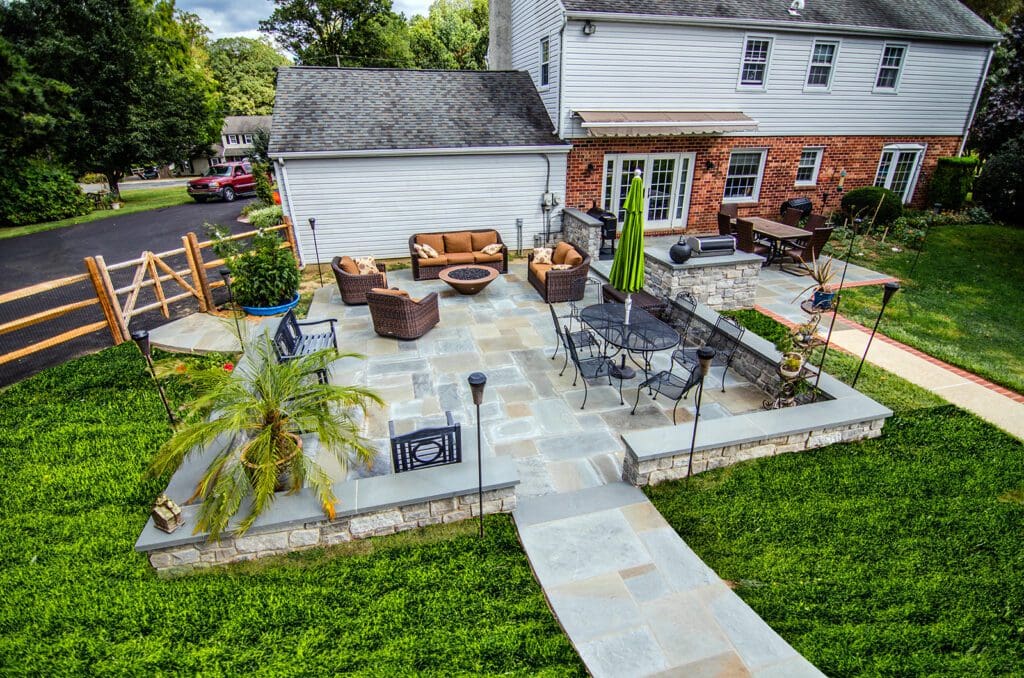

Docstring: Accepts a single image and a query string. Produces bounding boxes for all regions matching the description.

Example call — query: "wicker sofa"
[527,241,591,303]
[331,256,387,305]
[366,288,440,340]
[408,229,508,280]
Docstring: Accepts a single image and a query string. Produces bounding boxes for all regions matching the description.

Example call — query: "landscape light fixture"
[219,268,243,345]
[582,20,596,35]
[468,372,487,538]
[131,329,175,425]
[308,217,324,285]
[686,346,716,478]
[851,282,900,389]
[705,160,715,172]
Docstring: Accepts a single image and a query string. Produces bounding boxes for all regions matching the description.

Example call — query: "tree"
[970,15,1024,157]
[260,0,412,67]
[0,0,222,197]
[0,37,70,163]
[209,37,291,116]
[408,0,488,70]
[960,0,1022,22]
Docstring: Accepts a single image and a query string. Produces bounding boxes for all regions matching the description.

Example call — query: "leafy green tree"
[209,37,291,116]
[971,14,1024,157]
[0,0,222,197]
[961,0,1021,22]
[0,37,70,163]
[260,0,413,67]
[408,0,488,69]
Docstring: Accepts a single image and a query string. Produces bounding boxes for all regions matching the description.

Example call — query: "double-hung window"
[875,144,925,203]
[723,149,768,203]
[875,43,906,91]
[805,40,839,90]
[226,134,239,145]
[796,148,823,186]
[242,133,253,144]
[539,38,550,87]
[738,37,772,88]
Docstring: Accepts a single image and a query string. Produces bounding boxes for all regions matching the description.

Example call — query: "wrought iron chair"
[632,349,702,423]
[680,314,745,392]
[564,327,614,409]
[389,411,462,473]
[549,303,597,374]
[672,292,700,348]
[272,310,337,384]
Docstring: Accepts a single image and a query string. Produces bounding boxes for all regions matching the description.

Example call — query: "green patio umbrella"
[608,170,646,319]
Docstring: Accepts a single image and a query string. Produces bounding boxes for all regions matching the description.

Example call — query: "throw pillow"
[412,243,427,259]
[481,243,503,255]
[471,231,498,250]
[533,247,553,264]
[355,256,377,275]
[551,264,573,270]
[421,243,440,258]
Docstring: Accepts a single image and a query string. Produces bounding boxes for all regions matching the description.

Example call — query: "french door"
[602,152,695,229]
[874,144,925,203]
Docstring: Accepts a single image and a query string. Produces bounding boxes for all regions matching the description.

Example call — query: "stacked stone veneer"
[146,487,516,575]
[562,207,603,257]
[643,252,760,311]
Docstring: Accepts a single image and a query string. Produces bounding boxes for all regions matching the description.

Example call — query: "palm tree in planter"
[149,332,382,540]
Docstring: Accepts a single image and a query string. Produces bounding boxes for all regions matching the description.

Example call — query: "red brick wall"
[565,135,961,234]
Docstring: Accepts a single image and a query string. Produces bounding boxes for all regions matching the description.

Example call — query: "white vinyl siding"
[805,40,839,90]
[510,0,563,126]
[796,147,823,185]
[561,22,990,137]
[723,149,767,203]
[874,144,925,203]
[738,36,772,88]
[280,154,567,261]
[875,43,908,91]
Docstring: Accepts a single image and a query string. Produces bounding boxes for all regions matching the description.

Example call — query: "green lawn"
[650,311,1024,677]
[0,345,582,675]
[0,187,193,240]
[825,224,1024,395]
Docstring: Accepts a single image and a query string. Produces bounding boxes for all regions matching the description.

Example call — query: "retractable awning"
[575,111,759,137]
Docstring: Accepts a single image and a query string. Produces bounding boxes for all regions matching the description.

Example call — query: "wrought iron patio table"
[579,303,679,381]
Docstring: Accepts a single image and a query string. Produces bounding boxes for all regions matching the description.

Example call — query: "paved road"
[0,197,254,293]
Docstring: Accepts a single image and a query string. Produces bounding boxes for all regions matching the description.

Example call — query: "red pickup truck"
[187,162,256,203]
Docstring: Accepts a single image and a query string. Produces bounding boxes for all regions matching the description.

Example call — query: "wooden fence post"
[184,232,213,311]
[85,256,127,344]
[282,216,298,254]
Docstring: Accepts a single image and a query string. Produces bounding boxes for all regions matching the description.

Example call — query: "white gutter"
[275,157,303,266]
[556,12,568,137]
[959,45,996,156]
[564,12,1002,45]
[581,120,760,129]
[269,145,573,161]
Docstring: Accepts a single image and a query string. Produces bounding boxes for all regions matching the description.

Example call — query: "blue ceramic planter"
[811,290,836,310]
[241,293,300,316]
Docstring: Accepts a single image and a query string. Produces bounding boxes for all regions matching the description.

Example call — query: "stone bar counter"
[642,243,762,311]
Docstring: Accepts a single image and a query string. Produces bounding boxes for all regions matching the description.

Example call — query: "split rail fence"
[0,220,297,385]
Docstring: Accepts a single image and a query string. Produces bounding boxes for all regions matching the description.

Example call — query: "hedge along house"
[269,67,571,261]
[489,0,1000,234]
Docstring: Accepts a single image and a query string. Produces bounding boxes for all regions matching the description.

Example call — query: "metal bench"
[389,412,462,473]
[272,310,337,383]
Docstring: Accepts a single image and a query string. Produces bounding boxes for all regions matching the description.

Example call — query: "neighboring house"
[269,67,570,261]
[191,115,272,175]
[489,0,1000,232]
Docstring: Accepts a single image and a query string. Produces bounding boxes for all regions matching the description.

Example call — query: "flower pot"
[779,352,805,379]
[669,238,693,264]
[811,289,836,310]
[241,292,300,316]
[241,432,302,492]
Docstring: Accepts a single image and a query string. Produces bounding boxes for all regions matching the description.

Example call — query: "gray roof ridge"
[281,66,529,74]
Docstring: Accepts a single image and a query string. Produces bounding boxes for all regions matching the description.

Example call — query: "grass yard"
[0,344,582,675]
[825,224,1024,395]
[0,187,193,240]
[650,310,1024,677]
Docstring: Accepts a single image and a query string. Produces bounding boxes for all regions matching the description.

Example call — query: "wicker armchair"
[331,256,387,305]
[528,242,591,303]
[366,289,440,340]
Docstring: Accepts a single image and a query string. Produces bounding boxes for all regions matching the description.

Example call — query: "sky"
[177,0,434,40]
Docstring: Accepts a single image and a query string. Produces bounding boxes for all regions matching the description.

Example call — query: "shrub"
[210,224,299,307]
[963,205,992,223]
[248,205,283,230]
[0,160,93,227]
[928,156,979,210]
[974,135,1024,224]
[252,160,275,206]
[841,186,903,225]
[78,172,108,184]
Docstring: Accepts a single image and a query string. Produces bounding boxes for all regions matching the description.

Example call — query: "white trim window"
[723,149,768,203]
[738,36,772,89]
[874,144,925,203]
[796,147,824,186]
[805,40,839,90]
[874,43,907,92]
[242,133,254,144]
[601,153,697,228]
[226,134,239,145]
[539,38,550,87]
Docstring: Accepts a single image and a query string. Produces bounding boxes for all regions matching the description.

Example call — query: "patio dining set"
[719,202,834,271]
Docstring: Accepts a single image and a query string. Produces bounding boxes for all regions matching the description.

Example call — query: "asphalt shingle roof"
[223,115,272,135]
[561,0,1000,41]
[269,68,567,155]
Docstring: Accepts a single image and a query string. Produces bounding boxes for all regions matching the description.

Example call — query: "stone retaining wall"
[643,255,760,311]
[147,487,516,575]
[562,207,602,257]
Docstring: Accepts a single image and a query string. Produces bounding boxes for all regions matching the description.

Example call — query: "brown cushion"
[553,242,574,265]
[416,233,445,254]
[446,252,475,265]
[443,232,473,253]
[339,256,359,275]
[471,231,498,250]
[529,261,551,285]
[565,250,584,267]
[418,256,447,267]
[369,287,410,298]
[474,252,504,264]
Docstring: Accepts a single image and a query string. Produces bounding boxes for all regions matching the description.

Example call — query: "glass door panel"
[888,151,920,202]
[615,156,646,223]
[647,157,676,226]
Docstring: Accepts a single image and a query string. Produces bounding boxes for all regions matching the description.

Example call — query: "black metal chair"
[670,292,700,347]
[272,310,337,384]
[564,327,613,409]
[632,349,702,423]
[389,411,462,473]
[549,303,597,374]
[680,315,745,392]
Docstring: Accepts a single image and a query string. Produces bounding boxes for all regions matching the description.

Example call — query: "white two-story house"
[489,0,1000,233]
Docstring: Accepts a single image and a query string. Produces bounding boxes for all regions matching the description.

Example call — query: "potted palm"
[148,332,382,540]
[792,255,837,310]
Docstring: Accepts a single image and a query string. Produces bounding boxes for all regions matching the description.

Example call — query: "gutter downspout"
[556,13,567,137]
[959,45,995,156]
[275,157,303,266]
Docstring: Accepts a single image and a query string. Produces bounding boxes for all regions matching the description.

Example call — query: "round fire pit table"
[438,265,498,295]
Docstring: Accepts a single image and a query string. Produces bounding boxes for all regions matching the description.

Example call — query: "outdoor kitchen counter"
[642,247,764,311]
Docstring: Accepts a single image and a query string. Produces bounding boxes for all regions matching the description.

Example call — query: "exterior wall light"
[583,20,596,35]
